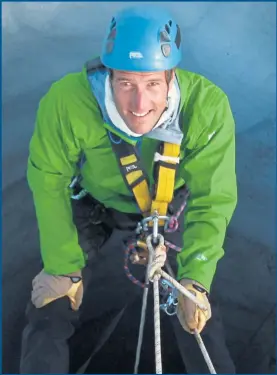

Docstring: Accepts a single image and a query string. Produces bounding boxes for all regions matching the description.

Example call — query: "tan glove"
[31,269,83,311]
[177,278,211,334]
[130,248,149,265]
[130,241,168,266]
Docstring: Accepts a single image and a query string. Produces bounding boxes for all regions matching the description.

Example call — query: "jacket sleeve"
[27,84,86,275]
[176,92,237,292]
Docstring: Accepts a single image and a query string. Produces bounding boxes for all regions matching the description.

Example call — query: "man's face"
[111,70,174,134]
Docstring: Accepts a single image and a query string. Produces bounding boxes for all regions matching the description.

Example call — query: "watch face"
[71,276,82,283]
[193,284,205,293]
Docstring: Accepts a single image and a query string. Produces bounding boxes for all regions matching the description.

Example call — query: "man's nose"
[132,88,147,112]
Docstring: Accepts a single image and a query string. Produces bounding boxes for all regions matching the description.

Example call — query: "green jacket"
[27,65,237,292]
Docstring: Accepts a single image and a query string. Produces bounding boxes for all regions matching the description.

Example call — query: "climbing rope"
[132,231,214,374]
[153,272,163,373]
[134,248,154,374]
[146,234,165,374]
[125,191,216,374]
[194,329,217,374]
[145,233,216,374]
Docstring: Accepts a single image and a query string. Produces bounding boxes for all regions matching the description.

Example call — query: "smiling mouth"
[130,110,152,118]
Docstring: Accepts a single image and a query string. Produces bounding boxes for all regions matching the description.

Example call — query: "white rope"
[194,329,217,374]
[153,275,163,374]
[134,251,153,374]
[148,246,167,281]
[145,235,164,374]
[164,260,216,373]
[134,233,216,374]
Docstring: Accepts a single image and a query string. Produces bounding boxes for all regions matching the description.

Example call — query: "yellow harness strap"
[119,153,152,214]
[150,142,180,226]
[109,132,180,224]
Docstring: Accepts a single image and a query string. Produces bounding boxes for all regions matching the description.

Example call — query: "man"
[20,5,237,374]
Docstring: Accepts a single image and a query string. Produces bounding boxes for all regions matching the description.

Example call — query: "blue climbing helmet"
[101,6,182,72]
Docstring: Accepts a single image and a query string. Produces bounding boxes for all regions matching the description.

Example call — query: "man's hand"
[31,269,83,311]
[130,241,168,266]
[177,278,211,334]
[130,247,149,265]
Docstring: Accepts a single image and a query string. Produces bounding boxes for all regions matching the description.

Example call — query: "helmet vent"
[161,44,171,57]
[160,30,171,42]
[106,19,116,54]
[175,25,181,49]
[106,41,114,54]
[165,24,170,34]
[107,27,116,41]
[168,20,172,27]
[110,17,116,30]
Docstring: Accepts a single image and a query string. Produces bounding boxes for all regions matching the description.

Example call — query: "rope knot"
[145,233,167,282]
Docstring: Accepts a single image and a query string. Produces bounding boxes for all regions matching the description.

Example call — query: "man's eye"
[149,82,160,87]
[120,82,131,87]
